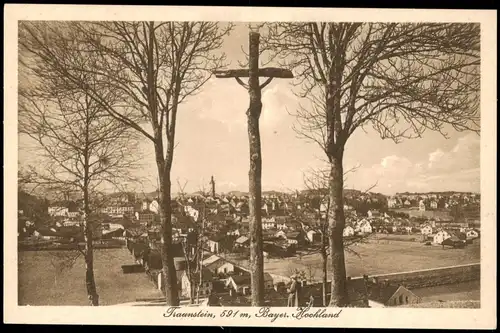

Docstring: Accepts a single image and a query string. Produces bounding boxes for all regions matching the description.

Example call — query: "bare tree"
[264,22,480,306]
[304,263,318,284]
[19,21,234,306]
[176,178,188,201]
[49,250,81,287]
[300,164,373,306]
[18,64,140,305]
[180,203,207,304]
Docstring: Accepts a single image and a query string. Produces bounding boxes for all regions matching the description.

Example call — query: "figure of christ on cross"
[214,31,293,306]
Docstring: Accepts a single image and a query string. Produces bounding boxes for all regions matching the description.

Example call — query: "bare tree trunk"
[320,231,328,307]
[158,166,179,306]
[83,187,99,306]
[247,32,264,306]
[327,152,349,307]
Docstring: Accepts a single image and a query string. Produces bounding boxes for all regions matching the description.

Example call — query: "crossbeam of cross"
[214,67,294,90]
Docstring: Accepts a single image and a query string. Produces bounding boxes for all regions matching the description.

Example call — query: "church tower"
[210,176,216,198]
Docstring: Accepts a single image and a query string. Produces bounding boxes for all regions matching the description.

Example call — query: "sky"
[18,23,481,196]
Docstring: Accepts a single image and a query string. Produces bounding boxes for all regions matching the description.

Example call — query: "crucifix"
[214,31,293,306]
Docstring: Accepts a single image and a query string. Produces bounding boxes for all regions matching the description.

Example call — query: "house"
[33,228,64,240]
[429,201,438,210]
[262,217,276,230]
[141,199,152,211]
[149,200,160,214]
[184,206,200,221]
[172,214,196,233]
[418,200,426,211]
[306,230,321,243]
[368,280,421,307]
[100,223,126,239]
[367,210,380,218]
[226,228,242,237]
[180,267,214,299]
[358,220,373,234]
[100,205,135,218]
[62,219,81,227]
[67,211,80,218]
[387,197,398,209]
[343,226,355,237]
[284,231,302,245]
[275,217,289,230]
[225,272,274,295]
[420,224,433,235]
[48,206,69,217]
[466,229,479,239]
[206,234,225,254]
[441,236,467,248]
[433,230,451,244]
[284,220,302,231]
[202,255,236,276]
[234,235,250,248]
[215,261,237,276]
[404,199,411,207]
[262,203,269,215]
[135,211,157,225]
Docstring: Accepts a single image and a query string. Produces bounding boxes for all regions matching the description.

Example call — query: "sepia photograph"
[4,5,497,329]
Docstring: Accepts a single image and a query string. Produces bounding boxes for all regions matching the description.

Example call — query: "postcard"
[3,4,497,329]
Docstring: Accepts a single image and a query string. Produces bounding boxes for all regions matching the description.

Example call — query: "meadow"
[412,280,480,303]
[18,240,480,306]
[227,239,480,280]
[18,248,164,306]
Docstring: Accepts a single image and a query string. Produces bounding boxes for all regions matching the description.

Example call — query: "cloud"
[428,149,445,168]
[427,133,480,173]
[347,133,480,194]
[261,82,296,129]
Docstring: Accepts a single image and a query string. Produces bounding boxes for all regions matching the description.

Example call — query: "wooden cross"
[214,31,293,306]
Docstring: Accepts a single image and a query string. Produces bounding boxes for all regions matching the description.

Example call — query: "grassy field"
[226,239,480,279]
[369,233,423,242]
[403,300,481,308]
[18,240,480,306]
[412,280,480,303]
[18,248,164,306]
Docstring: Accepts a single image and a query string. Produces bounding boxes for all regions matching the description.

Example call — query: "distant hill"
[37,188,82,202]
[225,191,248,197]
[395,191,479,196]
[301,188,388,199]
[262,190,286,196]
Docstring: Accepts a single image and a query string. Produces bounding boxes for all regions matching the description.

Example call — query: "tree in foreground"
[19,21,233,305]
[18,64,140,305]
[300,165,375,306]
[264,22,480,306]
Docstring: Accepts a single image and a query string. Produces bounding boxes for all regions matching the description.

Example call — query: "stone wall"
[353,263,480,289]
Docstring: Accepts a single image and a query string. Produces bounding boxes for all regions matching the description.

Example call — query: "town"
[18,177,481,307]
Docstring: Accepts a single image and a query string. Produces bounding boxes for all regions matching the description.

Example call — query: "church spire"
[210,175,216,198]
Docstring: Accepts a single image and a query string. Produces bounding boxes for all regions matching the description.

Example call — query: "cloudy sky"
[18,23,481,196]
